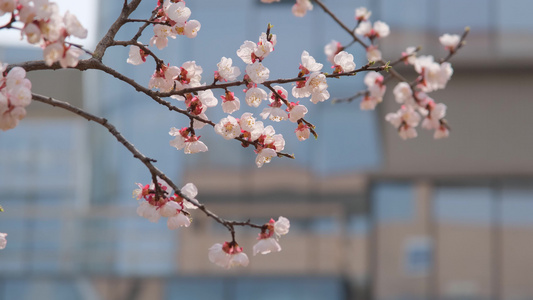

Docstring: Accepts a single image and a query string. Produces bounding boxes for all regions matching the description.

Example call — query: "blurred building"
[1,0,533,299]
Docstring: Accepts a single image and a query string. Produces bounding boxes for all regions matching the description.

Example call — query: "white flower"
[221,91,240,114]
[356,21,389,38]
[60,47,83,68]
[184,20,201,38]
[300,50,323,74]
[255,148,277,168]
[434,125,449,139]
[0,232,6,250]
[43,42,64,66]
[160,201,181,218]
[324,40,341,64]
[422,102,447,130]
[198,90,218,107]
[246,61,270,84]
[208,242,249,269]
[385,106,422,140]
[287,103,308,122]
[253,238,281,256]
[8,85,32,107]
[393,82,414,105]
[366,45,382,62]
[184,139,208,154]
[217,57,241,82]
[253,216,290,256]
[415,56,453,92]
[439,33,461,51]
[373,21,390,38]
[181,182,199,210]
[22,23,41,44]
[167,213,191,229]
[64,11,87,39]
[181,61,203,84]
[0,106,26,131]
[255,33,274,60]
[260,107,288,122]
[402,47,418,65]
[237,112,255,131]
[333,51,356,73]
[306,72,329,104]
[355,7,371,21]
[355,21,372,37]
[150,24,175,50]
[127,45,145,65]
[245,87,267,107]
[292,0,313,17]
[215,115,241,140]
[165,2,191,26]
[275,216,290,235]
[295,123,310,141]
[236,40,256,64]
[136,201,161,223]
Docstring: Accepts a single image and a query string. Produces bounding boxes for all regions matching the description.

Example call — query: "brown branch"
[31,93,263,231]
[93,0,143,60]
[112,40,164,67]
[312,0,369,49]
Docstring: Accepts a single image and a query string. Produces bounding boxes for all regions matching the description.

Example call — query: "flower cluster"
[133,179,198,229]
[150,0,201,50]
[253,216,290,255]
[1,0,89,68]
[0,65,32,131]
[208,241,249,269]
[353,8,390,62]
[361,72,386,110]
[383,34,457,139]
[169,127,208,154]
[208,216,290,269]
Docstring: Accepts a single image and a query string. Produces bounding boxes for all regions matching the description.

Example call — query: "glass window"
[373,182,414,223]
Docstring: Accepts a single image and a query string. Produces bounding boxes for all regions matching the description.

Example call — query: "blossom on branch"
[169,127,208,154]
[209,242,249,269]
[439,33,461,52]
[127,45,147,65]
[333,51,356,74]
[253,216,290,255]
[216,57,241,82]
[355,7,371,22]
[385,105,422,140]
[214,115,241,140]
[0,65,32,131]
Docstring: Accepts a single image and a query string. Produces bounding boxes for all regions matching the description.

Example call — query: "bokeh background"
[1,0,533,299]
